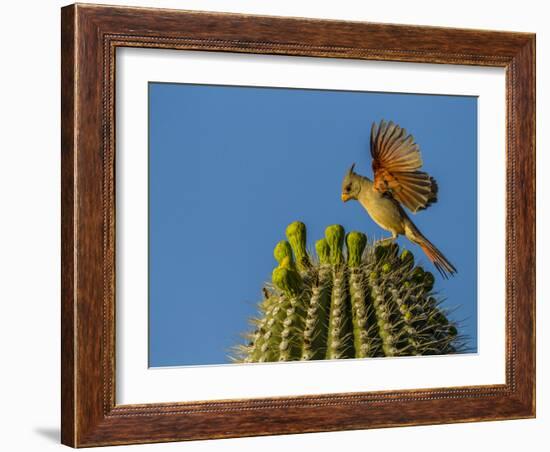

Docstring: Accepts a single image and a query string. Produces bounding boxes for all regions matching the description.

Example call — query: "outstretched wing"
[370,120,438,213]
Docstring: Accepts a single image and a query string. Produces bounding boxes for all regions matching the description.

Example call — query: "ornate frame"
[61,3,535,447]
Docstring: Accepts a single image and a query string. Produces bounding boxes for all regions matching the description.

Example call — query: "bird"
[341,120,457,278]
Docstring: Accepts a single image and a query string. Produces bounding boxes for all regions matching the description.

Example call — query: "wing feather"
[370,120,438,212]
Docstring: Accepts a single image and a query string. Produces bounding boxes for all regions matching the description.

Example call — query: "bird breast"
[358,187,406,235]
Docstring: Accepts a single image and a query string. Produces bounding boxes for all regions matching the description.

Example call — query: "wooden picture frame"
[61,3,535,447]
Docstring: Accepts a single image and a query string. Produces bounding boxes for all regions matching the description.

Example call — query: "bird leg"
[376,232,398,246]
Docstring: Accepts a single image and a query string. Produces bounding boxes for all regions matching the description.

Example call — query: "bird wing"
[370,120,438,213]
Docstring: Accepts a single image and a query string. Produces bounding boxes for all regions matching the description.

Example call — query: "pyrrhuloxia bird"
[341,120,457,278]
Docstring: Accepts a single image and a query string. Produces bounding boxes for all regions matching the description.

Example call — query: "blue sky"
[148,82,478,367]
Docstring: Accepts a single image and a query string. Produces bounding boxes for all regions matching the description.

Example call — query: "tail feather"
[418,239,457,279]
[404,219,457,279]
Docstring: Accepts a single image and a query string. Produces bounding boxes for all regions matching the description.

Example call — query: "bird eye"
[345,183,352,192]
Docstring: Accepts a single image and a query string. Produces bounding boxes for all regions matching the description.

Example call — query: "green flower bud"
[400,249,414,269]
[423,271,435,291]
[375,242,398,261]
[346,231,367,268]
[411,266,425,282]
[315,238,330,265]
[272,266,302,297]
[325,224,345,265]
[274,240,294,266]
[286,221,310,271]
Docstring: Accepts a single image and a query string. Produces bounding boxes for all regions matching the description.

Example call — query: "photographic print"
[148,83,477,367]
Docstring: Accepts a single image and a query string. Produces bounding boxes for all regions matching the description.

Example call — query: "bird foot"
[376,236,397,246]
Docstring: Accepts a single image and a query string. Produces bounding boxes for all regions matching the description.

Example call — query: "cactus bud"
[272,265,302,296]
[411,266,425,282]
[346,231,367,267]
[278,256,293,270]
[375,242,398,261]
[400,249,414,269]
[286,221,310,271]
[274,240,294,266]
[325,224,345,265]
[423,271,435,291]
[315,239,330,265]
[428,311,448,326]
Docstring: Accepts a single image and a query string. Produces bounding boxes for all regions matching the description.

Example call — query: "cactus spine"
[234,221,463,362]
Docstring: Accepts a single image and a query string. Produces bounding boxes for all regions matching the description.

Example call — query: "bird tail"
[404,220,457,279]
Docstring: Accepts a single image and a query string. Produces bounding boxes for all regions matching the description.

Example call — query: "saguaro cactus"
[235,221,464,363]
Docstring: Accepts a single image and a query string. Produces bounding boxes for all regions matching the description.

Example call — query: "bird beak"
[341,193,351,202]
